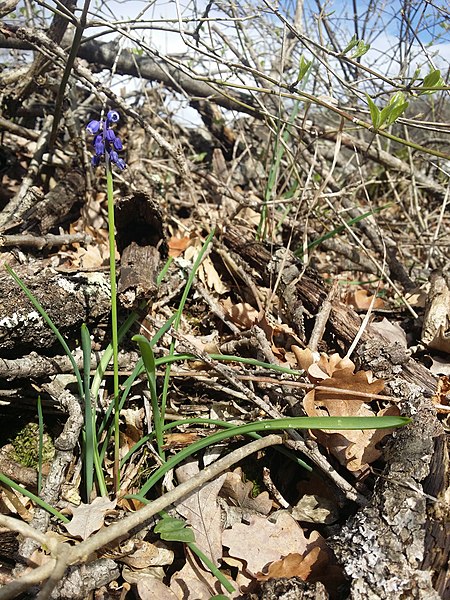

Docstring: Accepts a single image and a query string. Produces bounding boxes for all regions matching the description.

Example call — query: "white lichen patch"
[56,276,77,293]
[0,310,42,328]
[81,271,111,296]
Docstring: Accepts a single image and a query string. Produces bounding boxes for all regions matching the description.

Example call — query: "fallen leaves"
[345,288,386,310]
[293,348,398,472]
[222,299,303,361]
[220,468,272,516]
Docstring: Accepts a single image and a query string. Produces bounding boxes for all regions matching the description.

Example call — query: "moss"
[10,423,55,469]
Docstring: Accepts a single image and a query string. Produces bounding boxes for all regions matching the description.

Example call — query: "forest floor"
[0,98,449,600]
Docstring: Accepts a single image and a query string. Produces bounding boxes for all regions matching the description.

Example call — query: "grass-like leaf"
[133,415,410,499]
[133,334,164,458]
[0,473,68,523]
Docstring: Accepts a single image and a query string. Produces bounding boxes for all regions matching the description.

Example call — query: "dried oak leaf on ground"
[222,300,302,360]
[220,467,272,515]
[183,237,229,294]
[136,576,179,600]
[64,497,117,540]
[170,548,240,599]
[345,288,386,310]
[294,350,399,472]
[222,511,309,576]
[223,511,344,592]
[175,462,227,566]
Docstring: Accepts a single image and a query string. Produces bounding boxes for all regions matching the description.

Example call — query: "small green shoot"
[155,514,195,543]
[156,512,236,594]
[341,35,370,58]
[291,55,312,87]
[342,34,359,54]
[350,39,370,59]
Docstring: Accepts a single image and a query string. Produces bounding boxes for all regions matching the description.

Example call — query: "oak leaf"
[222,512,308,575]
[64,497,116,540]
[175,462,226,566]
[220,468,272,515]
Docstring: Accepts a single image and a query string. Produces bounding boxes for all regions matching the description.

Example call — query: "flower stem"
[106,159,120,493]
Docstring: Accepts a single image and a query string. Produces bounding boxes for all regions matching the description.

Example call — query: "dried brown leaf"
[427,326,450,354]
[137,577,179,600]
[162,432,200,450]
[345,289,386,310]
[168,236,193,258]
[175,462,226,566]
[64,497,116,540]
[121,541,174,569]
[222,512,308,575]
[370,317,408,347]
[255,550,320,582]
[170,549,240,599]
[301,353,395,471]
[222,300,259,329]
[221,468,272,515]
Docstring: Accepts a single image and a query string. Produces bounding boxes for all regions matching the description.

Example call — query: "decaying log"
[115,190,166,310]
[329,363,448,599]
[0,266,111,355]
[0,350,138,380]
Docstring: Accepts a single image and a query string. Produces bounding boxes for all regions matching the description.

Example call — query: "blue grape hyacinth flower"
[86,110,126,170]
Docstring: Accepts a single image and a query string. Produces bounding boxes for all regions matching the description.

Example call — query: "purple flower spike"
[86,109,125,171]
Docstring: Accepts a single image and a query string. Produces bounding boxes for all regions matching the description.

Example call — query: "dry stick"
[195,281,241,335]
[37,560,67,600]
[0,561,57,600]
[0,116,52,231]
[172,329,367,506]
[0,116,40,140]
[252,325,280,365]
[215,245,265,313]
[0,351,139,380]
[0,435,283,600]
[262,466,290,509]
[308,279,339,352]
[0,233,92,250]
[163,371,398,403]
[0,515,54,550]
